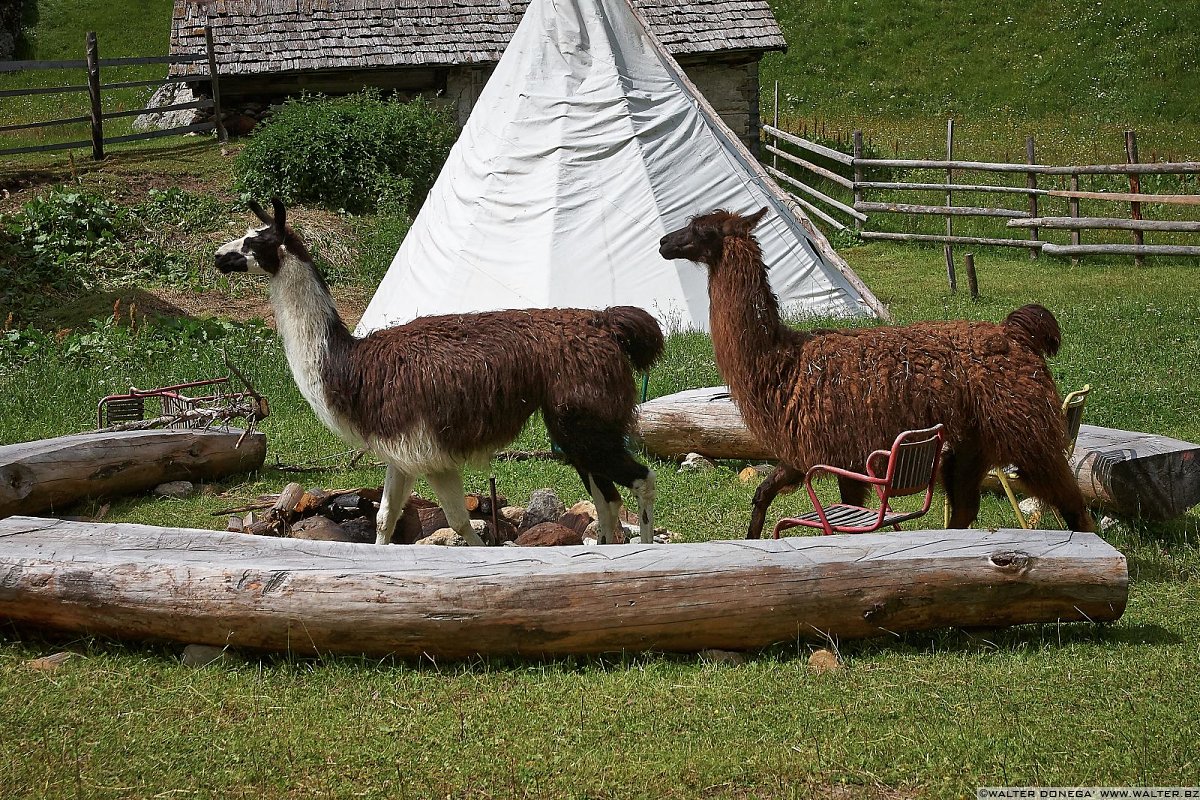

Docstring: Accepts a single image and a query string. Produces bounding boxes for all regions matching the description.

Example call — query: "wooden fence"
[0,28,226,160]
[760,116,1200,267]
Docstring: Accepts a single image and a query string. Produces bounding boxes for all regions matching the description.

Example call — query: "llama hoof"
[583,536,598,546]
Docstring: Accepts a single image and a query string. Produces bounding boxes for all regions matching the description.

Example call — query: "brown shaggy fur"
[659,207,1094,536]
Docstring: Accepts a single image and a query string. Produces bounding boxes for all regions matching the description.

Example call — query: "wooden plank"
[0,517,1128,657]
[856,181,1056,196]
[100,99,213,122]
[1008,217,1200,233]
[779,187,849,232]
[765,165,865,222]
[761,144,854,189]
[855,157,1200,176]
[1040,243,1200,258]
[0,115,91,134]
[0,139,93,157]
[0,429,267,518]
[637,389,1200,522]
[859,231,1042,249]
[761,124,854,165]
[856,201,1028,218]
[1047,189,1200,206]
[102,122,217,145]
[0,84,90,98]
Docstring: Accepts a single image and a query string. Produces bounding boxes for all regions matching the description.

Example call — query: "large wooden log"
[636,387,775,462]
[0,516,1126,658]
[0,429,267,518]
[636,389,1200,521]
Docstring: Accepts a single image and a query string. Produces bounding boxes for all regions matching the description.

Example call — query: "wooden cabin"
[167,0,786,153]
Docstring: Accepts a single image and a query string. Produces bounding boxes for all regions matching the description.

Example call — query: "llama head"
[215,198,297,277]
[658,207,769,267]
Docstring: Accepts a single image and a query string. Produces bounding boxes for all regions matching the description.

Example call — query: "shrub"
[234,91,457,214]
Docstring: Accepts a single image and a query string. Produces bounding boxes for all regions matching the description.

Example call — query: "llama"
[658,207,1094,536]
[215,199,663,545]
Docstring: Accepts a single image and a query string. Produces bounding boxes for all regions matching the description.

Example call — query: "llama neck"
[708,237,791,395]
[269,250,357,439]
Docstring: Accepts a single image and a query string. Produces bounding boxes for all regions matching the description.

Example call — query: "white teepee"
[355,0,884,335]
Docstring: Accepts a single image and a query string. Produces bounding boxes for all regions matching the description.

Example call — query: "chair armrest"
[805,463,887,488]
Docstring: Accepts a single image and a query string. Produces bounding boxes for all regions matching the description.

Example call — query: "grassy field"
[1,0,1199,796]
[1,139,1199,797]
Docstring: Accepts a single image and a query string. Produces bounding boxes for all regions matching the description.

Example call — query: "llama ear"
[744,207,769,230]
[248,199,272,226]
[270,198,286,230]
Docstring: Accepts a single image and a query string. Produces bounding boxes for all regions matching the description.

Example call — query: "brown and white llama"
[658,207,1094,536]
[215,199,663,545]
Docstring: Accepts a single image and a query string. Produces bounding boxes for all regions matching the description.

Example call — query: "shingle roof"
[169,0,786,77]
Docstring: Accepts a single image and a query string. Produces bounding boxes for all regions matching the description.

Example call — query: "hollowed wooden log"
[0,516,1127,658]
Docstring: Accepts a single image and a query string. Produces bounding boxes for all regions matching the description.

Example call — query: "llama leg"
[631,469,656,545]
[1013,454,1096,532]
[376,464,416,545]
[427,468,486,546]
[945,449,988,529]
[585,473,620,544]
[837,475,870,507]
[748,464,803,539]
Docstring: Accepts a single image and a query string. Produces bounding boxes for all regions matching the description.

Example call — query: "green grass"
[2,0,1200,795]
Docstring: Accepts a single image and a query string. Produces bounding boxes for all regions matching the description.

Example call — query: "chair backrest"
[883,424,946,498]
[1061,384,1091,459]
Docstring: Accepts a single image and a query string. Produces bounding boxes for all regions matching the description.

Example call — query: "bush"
[233,91,457,214]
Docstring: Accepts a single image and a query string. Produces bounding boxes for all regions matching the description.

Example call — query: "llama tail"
[1003,303,1062,357]
[600,306,665,372]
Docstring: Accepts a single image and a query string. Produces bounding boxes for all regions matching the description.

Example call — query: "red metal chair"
[773,424,946,537]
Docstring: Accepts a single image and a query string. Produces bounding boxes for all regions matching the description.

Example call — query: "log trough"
[0,429,267,518]
[636,387,1200,521]
[0,516,1127,658]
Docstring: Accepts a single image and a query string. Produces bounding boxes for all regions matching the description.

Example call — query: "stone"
[416,528,468,546]
[182,644,239,668]
[25,652,73,671]
[289,516,352,542]
[133,82,202,131]
[519,488,565,531]
[339,516,378,544]
[808,649,842,674]
[679,452,717,472]
[557,511,593,536]
[514,522,583,547]
[698,649,747,666]
[154,480,195,499]
[567,500,597,520]
[499,505,525,529]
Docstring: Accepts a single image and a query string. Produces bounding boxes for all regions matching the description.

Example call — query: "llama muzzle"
[215,251,249,274]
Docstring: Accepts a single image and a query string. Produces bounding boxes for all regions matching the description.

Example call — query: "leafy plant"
[233,90,457,214]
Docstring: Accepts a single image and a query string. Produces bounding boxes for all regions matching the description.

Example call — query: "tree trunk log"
[0,516,1127,658]
[0,429,267,518]
[636,388,774,462]
[637,389,1200,521]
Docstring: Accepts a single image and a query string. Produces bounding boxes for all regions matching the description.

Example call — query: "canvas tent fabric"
[356,0,883,335]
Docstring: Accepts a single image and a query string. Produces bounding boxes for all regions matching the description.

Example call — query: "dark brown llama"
[658,207,1094,536]
[216,199,663,545]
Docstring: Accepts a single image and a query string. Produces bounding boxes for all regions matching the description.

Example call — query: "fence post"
[1125,130,1144,266]
[205,26,228,143]
[1069,174,1081,266]
[853,129,863,234]
[86,31,103,160]
[944,118,956,292]
[1026,135,1039,258]
[965,253,979,299]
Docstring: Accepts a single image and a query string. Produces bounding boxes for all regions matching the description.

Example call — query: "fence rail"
[0,29,225,160]
[760,119,1200,265]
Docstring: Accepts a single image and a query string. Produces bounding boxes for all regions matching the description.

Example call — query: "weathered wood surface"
[637,389,1200,520]
[0,429,267,518]
[636,387,775,462]
[0,516,1127,658]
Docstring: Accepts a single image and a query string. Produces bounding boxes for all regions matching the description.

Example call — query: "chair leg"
[994,469,1030,530]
